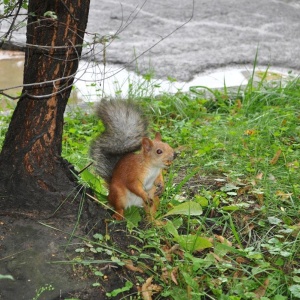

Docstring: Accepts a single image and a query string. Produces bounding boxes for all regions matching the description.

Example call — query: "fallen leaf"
[233,270,244,278]
[161,267,178,285]
[244,129,257,135]
[237,185,252,196]
[242,223,255,234]
[210,252,224,262]
[276,190,292,200]
[254,278,269,298]
[256,173,263,180]
[170,268,178,285]
[138,277,162,300]
[187,285,192,299]
[161,245,172,262]
[236,99,242,110]
[281,119,287,126]
[236,257,249,264]
[124,259,144,273]
[253,192,264,205]
[268,173,276,181]
[287,161,299,169]
[270,149,282,165]
[163,244,182,261]
[215,235,232,246]
[250,179,257,186]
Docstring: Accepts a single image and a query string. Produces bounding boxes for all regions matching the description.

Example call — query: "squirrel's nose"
[173,152,178,159]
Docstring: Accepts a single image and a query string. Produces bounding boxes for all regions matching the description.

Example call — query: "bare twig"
[0,0,24,48]
[0,0,195,100]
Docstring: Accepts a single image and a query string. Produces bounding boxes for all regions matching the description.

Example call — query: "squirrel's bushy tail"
[90,99,148,182]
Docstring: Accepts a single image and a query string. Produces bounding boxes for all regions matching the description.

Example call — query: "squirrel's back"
[90,99,148,182]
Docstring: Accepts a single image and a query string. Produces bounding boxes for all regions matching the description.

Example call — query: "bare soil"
[0,174,230,300]
[0,199,143,300]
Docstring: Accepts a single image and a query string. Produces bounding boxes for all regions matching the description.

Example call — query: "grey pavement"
[87,0,300,81]
[1,0,300,83]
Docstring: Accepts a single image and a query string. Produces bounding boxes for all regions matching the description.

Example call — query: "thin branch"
[0,0,24,48]
[0,0,195,100]
[60,0,79,21]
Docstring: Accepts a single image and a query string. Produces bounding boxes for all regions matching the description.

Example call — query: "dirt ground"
[0,173,227,300]
[0,199,144,300]
[3,1,297,298]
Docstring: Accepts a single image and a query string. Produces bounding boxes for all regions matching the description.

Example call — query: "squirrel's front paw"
[145,197,153,206]
[154,183,164,196]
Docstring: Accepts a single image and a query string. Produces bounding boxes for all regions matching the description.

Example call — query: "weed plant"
[1,67,300,299]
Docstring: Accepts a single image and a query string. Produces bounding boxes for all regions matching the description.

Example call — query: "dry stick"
[86,193,125,221]
[0,0,23,48]
[77,162,93,175]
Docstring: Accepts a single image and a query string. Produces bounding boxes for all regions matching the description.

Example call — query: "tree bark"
[0,0,90,213]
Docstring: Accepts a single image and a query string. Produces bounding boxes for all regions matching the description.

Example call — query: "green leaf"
[226,191,238,196]
[161,286,190,300]
[274,295,287,300]
[165,220,179,238]
[289,285,300,297]
[194,195,208,207]
[280,251,292,257]
[106,281,133,297]
[184,253,214,270]
[182,271,199,291]
[44,11,57,19]
[79,168,104,194]
[220,183,239,192]
[92,282,101,287]
[125,207,142,230]
[222,205,240,211]
[214,243,245,257]
[293,276,300,283]
[0,274,14,280]
[75,248,85,253]
[93,233,104,241]
[165,202,203,216]
[268,217,282,225]
[177,234,212,252]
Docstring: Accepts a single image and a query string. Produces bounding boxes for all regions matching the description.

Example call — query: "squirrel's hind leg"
[112,209,125,220]
[108,186,126,220]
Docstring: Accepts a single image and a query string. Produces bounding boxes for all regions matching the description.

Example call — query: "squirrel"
[90,99,176,221]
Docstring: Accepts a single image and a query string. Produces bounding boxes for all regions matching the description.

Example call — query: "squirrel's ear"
[154,132,162,141]
[142,137,153,152]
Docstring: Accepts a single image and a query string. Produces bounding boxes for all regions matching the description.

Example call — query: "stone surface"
[1,0,299,82]
[86,0,300,81]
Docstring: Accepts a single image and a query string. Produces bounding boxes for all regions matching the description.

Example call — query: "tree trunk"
[0,0,90,213]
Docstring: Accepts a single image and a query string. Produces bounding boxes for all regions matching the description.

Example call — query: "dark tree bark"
[0,0,90,213]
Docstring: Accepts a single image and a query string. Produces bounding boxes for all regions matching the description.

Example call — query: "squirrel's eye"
[156,149,163,155]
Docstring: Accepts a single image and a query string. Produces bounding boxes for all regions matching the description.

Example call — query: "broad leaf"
[177,234,212,252]
[165,202,203,216]
[289,285,300,297]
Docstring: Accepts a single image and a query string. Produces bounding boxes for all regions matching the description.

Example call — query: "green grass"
[62,70,300,299]
[1,67,300,299]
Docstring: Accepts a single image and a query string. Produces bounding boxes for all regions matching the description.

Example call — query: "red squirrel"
[90,100,175,220]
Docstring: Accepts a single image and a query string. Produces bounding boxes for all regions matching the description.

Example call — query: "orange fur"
[108,132,175,221]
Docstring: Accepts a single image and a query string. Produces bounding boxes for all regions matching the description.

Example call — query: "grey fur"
[90,99,148,182]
